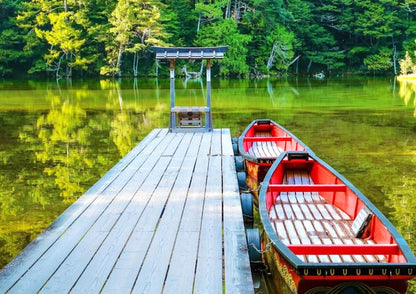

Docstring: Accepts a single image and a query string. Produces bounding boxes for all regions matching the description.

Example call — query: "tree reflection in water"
[398,78,416,117]
[0,78,167,268]
[1,78,416,294]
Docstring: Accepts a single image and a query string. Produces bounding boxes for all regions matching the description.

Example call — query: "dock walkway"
[0,128,253,293]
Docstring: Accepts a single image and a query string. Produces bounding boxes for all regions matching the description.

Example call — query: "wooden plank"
[130,133,204,294]
[222,129,254,294]
[286,170,299,205]
[273,202,285,219]
[284,221,300,245]
[317,204,332,220]
[279,192,289,204]
[310,221,331,263]
[300,204,314,220]
[0,129,165,293]
[300,169,313,203]
[299,221,318,263]
[103,133,199,293]
[273,221,289,242]
[194,129,223,293]
[320,221,343,263]
[325,204,343,220]
[1,128,255,293]
[283,204,295,219]
[291,204,305,220]
[308,204,323,220]
[294,220,310,244]
[270,143,284,157]
[293,170,306,204]
[255,142,267,158]
[68,133,195,293]
[3,130,174,293]
[162,132,211,293]
[39,132,188,292]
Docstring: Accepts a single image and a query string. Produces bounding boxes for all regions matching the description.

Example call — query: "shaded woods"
[1,0,416,78]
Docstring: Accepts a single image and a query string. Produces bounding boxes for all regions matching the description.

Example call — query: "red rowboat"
[258,151,416,294]
[238,119,312,197]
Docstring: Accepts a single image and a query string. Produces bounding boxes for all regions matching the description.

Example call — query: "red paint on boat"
[259,151,416,293]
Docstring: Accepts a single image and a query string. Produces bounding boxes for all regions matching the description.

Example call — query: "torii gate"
[152,46,228,132]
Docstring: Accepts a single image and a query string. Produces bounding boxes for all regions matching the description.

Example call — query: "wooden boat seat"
[351,207,373,238]
[269,169,388,264]
[247,131,284,159]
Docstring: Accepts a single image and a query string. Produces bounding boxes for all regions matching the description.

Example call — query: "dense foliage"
[1,0,416,77]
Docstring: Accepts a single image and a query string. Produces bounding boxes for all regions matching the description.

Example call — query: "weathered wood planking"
[271,168,387,264]
[222,129,253,294]
[0,129,254,294]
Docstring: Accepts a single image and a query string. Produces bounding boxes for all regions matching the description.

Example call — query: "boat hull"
[259,151,416,294]
[263,232,413,294]
[238,119,311,198]
[245,161,270,200]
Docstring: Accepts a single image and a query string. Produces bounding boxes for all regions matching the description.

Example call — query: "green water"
[1,77,416,279]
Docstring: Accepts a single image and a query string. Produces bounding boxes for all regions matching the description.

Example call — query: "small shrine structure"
[152,46,228,132]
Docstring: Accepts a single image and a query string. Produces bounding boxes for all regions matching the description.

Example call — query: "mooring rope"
[240,182,262,194]
[248,240,273,254]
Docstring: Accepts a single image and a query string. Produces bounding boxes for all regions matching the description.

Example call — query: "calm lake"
[1,77,416,277]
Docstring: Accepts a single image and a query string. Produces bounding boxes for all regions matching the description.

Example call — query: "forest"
[1,0,416,78]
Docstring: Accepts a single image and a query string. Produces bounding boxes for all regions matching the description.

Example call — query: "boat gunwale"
[237,119,314,164]
[259,151,416,274]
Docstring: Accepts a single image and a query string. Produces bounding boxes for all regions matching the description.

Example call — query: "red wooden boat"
[238,119,312,197]
[258,151,416,294]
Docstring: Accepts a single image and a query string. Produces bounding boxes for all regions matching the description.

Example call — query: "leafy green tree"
[0,0,21,76]
[399,51,416,75]
[162,0,196,46]
[195,18,251,76]
[266,25,295,73]
[2,0,416,76]
[36,12,89,77]
[16,0,91,77]
[240,0,295,75]
[102,0,168,76]
[364,47,392,74]
[194,0,227,32]
[286,0,344,73]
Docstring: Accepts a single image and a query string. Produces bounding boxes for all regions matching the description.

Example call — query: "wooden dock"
[0,128,254,293]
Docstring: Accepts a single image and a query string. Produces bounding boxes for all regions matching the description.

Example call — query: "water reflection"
[398,78,416,117]
[0,79,416,293]
[0,78,168,267]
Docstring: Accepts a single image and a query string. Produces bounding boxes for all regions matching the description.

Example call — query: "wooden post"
[169,59,176,130]
[206,59,212,131]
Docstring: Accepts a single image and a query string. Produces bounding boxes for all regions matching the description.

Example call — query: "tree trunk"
[234,1,240,21]
[225,1,231,18]
[392,40,397,75]
[288,55,300,68]
[116,46,123,77]
[296,57,299,74]
[66,53,72,77]
[133,51,139,77]
[56,53,65,79]
[267,41,277,70]
[155,59,159,77]
[307,59,312,73]
[197,14,201,32]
